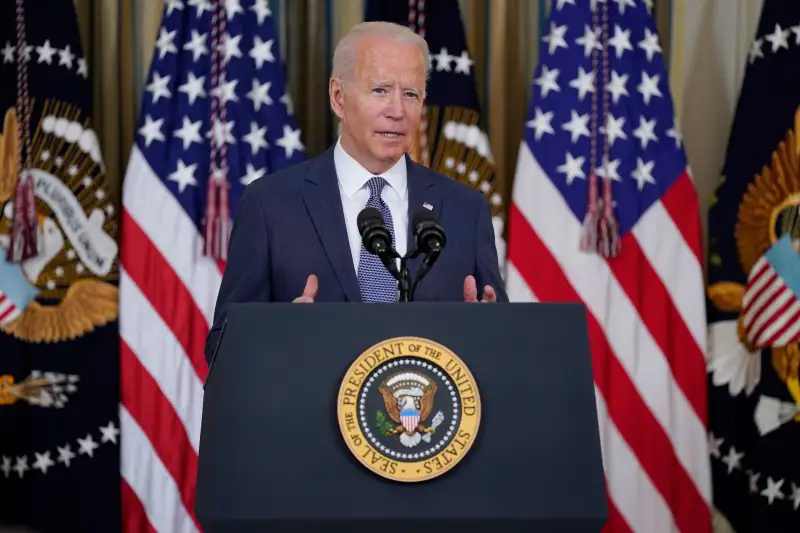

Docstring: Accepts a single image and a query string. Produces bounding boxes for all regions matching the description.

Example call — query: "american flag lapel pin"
[423,202,433,211]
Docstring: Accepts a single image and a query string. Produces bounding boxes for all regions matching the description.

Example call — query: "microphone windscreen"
[357,207,384,234]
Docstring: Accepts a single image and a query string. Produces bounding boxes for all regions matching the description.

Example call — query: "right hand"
[292,274,318,303]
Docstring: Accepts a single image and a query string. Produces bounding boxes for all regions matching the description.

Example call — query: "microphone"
[357,207,400,278]
[357,207,393,255]
[411,210,446,255]
[410,210,447,299]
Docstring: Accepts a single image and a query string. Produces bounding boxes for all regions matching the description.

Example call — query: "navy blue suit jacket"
[204,146,507,362]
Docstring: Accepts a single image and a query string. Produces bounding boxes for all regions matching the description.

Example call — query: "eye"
[405,92,419,99]
[373,87,387,94]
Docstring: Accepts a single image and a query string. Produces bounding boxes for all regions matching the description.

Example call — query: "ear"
[329,77,345,120]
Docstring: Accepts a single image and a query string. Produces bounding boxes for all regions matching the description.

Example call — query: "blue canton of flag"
[527,0,682,245]
[135,0,305,243]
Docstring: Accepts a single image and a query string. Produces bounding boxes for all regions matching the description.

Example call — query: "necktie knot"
[367,176,387,199]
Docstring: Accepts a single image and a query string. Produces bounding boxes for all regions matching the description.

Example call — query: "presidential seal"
[337,336,480,482]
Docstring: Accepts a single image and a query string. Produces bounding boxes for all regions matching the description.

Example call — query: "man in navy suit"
[205,21,506,362]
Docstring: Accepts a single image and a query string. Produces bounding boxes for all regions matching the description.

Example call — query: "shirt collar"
[334,136,408,199]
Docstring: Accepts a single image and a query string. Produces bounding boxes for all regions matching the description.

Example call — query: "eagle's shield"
[740,235,800,350]
[400,408,420,433]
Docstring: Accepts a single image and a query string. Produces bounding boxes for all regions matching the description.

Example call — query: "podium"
[196,302,607,532]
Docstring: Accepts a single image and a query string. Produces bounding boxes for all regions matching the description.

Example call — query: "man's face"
[330,35,425,174]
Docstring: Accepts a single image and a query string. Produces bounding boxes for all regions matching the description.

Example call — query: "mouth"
[377,131,404,138]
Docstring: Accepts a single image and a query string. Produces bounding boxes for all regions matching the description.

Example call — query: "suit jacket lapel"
[301,148,362,302]
[405,155,442,288]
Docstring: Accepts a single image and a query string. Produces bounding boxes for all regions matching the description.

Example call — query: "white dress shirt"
[333,137,408,272]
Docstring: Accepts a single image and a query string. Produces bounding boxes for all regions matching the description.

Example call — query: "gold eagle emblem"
[733,108,800,276]
[0,103,119,343]
[378,371,438,438]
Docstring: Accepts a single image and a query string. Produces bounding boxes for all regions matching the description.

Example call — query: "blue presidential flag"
[0,1,122,531]
[365,0,506,268]
[706,1,800,531]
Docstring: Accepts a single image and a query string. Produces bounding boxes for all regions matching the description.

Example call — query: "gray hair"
[331,21,431,88]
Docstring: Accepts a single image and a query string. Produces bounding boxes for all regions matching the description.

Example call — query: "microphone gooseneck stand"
[375,247,412,303]
[398,256,411,302]
[358,206,445,303]
[384,244,440,303]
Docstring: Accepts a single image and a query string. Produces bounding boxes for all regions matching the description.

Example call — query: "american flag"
[119,1,305,531]
[505,1,711,532]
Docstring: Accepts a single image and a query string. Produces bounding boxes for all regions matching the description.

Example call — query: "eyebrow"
[370,81,422,92]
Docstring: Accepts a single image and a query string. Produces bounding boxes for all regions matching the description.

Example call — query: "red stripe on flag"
[611,232,707,425]
[745,260,770,291]
[121,340,201,532]
[761,302,800,347]
[742,271,777,318]
[0,293,17,322]
[507,204,710,533]
[660,172,703,265]
[750,288,794,345]
[0,306,15,323]
[747,277,784,328]
[122,478,159,533]
[602,497,634,533]
[122,209,209,382]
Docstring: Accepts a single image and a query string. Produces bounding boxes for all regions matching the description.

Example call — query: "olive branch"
[375,410,395,436]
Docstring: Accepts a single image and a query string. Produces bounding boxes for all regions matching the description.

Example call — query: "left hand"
[463,275,496,303]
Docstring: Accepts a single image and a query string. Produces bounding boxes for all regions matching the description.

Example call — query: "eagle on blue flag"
[0,1,121,531]
[706,1,800,531]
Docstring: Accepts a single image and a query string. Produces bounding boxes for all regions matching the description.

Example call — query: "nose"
[385,90,404,120]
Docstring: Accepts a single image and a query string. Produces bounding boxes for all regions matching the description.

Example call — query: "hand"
[293,274,318,303]
[463,275,496,303]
